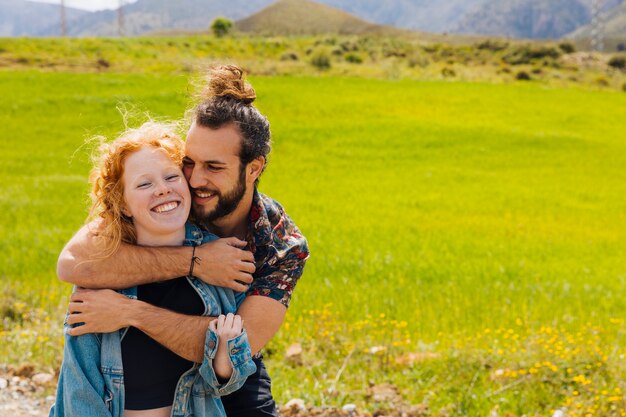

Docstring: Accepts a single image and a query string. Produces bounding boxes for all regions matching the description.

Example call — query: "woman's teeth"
[153,202,179,213]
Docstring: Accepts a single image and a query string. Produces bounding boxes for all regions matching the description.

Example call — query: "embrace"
[49,65,309,417]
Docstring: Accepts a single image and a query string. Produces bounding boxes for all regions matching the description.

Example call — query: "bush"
[476,40,509,52]
[622,82,626,92]
[280,52,299,62]
[441,67,456,78]
[311,50,331,70]
[595,76,609,86]
[503,45,561,65]
[516,71,531,81]
[345,53,363,64]
[210,17,233,38]
[407,53,430,68]
[608,55,626,71]
[558,42,576,54]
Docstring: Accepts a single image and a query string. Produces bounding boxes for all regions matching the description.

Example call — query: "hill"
[453,0,591,39]
[568,1,626,40]
[0,0,88,36]
[53,0,273,36]
[14,0,626,39]
[235,0,400,36]
[314,0,485,33]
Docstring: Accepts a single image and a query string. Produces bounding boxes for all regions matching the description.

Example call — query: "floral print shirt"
[245,190,309,308]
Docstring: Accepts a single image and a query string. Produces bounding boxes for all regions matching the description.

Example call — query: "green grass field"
[2,69,626,416]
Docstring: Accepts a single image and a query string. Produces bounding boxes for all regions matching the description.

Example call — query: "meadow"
[1,60,626,415]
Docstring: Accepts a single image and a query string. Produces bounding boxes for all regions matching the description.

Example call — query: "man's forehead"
[185,124,241,160]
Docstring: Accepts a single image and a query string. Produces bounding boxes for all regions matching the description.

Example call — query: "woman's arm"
[49,326,114,417]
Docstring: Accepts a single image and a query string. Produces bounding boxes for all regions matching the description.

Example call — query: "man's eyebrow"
[183,156,227,165]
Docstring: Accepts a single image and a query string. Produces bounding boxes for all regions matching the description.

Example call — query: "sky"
[32,0,138,11]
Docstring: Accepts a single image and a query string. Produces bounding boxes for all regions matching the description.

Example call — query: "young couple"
[49,65,309,417]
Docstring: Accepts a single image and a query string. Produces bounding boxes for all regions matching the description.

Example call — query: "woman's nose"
[154,181,171,196]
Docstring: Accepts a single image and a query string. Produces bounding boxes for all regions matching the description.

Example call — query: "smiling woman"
[49,120,257,417]
[88,122,187,258]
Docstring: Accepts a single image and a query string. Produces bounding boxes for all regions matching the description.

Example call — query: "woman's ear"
[121,205,132,219]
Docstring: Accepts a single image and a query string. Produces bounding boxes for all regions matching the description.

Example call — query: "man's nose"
[188,166,206,189]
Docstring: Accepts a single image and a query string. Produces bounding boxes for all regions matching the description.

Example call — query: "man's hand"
[65,289,135,336]
[194,238,255,292]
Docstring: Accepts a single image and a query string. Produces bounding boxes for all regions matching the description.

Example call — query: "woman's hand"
[209,313,243,342]
[65,288,135,336]
[209,313,243,380]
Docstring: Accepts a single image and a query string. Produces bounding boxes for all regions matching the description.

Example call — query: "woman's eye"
[137,182,151,189]
[166,175,179,181]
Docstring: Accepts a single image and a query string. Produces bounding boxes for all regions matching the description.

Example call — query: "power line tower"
[60,0,67,36]
[591,0,605,51]
[118,0,126,36]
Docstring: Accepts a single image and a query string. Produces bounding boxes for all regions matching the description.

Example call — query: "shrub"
[608,55,626,71]
[622,82,626,92]
[558,42,576,54]
[407,53,430,68]
[516,71,531,81]
[503,45,561,65]
[210,17,233,38]
[595,76,609,86]
[476,40,509,52]
[96,58,110,68]
[345,53,363,64]
[311,50,331,70]
[441,67,456,77]
[280,52,299,61]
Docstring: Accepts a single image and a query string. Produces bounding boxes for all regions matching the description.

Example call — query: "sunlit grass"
[1,70,626,415]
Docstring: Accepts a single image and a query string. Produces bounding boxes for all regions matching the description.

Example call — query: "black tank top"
[122,277,205,410]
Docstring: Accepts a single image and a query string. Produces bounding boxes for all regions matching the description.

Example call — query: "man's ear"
[246,157,265,183]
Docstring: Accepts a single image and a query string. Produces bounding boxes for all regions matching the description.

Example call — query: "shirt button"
[208,340,216,349]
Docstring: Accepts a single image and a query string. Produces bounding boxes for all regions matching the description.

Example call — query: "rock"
[14,364,35,378]
[552,410,566,417]
[285,343,303,365]
[342,404,357,416]
[285,398,305,409]
[32,373,54,386]
[367,383,401,403]
[395,352,440,366]
[0,378,7,389]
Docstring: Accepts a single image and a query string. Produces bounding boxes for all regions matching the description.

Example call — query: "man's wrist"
[125,299,148,328]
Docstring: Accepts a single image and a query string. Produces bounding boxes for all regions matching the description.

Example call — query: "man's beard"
[192,166,247,225]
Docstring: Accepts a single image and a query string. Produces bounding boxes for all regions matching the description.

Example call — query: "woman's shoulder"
[184,222,219,246]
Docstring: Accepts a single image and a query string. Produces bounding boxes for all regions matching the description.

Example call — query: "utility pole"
[591,0,605,52]
[60,0,67,36]
[118,0,125,36]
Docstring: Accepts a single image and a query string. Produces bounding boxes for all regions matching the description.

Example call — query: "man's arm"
[67,290,285,361]
[57,221,255,291]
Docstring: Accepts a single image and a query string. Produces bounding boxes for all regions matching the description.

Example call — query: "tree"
[211,17,233,38]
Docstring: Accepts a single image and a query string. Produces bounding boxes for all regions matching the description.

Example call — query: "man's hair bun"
[202,65,256,104]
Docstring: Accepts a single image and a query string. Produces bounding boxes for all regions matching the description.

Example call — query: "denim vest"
[49,223,257,417]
